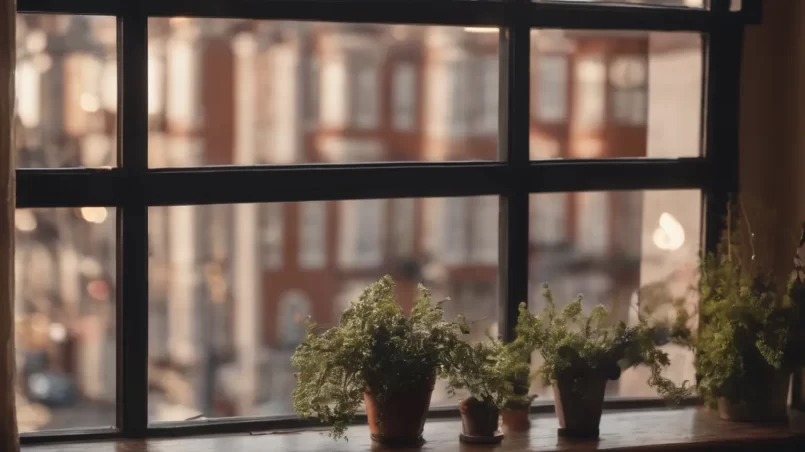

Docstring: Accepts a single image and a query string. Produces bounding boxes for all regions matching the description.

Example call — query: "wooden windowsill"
[21,407,805,452]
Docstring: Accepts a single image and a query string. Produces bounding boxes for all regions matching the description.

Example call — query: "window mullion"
[498,6,530,342]
[702,0,742,254]
[116,6,150,437]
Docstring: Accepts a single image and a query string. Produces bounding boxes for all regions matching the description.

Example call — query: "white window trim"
[574,55,606,128]
[320,57,347,128]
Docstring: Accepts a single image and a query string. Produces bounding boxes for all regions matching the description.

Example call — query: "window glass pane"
[528,190,699,400]
[148,197,498,421]
[15,15,117,168]
[530,31,702,159]
[15,208,116,432]
[147,20,499,167]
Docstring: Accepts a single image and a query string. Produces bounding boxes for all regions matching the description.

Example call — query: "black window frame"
[15,0,758,444]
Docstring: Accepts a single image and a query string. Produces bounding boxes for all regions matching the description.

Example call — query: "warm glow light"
[80,93,100,113]
[49,323,67,343]
[80,207,108,224]
[463,27,499,34]
[26,31,47,53]
[15,210,37,232]
[652,212,685,251]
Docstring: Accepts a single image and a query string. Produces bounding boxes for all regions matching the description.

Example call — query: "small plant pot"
[717,371,791,423]
[500,404,531,433]
[553,377,607,439]
[458,398,503,444]
[364,376,435,446]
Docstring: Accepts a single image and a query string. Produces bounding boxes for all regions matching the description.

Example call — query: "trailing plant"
[682,206,805,406]
[517,284,690,402]
[291,275,469,439]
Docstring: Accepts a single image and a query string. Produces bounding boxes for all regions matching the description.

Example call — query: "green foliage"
[445,337,535,411]
[517,284,690,402]
[689,211,805,405]
[291,276,469,439]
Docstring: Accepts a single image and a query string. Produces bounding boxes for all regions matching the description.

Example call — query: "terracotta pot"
[553,377,607,439]
[364,376,435,446]
[458,398,501,442]
[717,371,790,423]
[500,405,531,432]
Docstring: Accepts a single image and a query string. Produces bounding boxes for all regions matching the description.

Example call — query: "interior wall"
[739,0,805,275]
[739,0,805,405]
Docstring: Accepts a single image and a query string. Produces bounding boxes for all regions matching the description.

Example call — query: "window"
[442,197,469,264]
[15,0,746,442]
[444,58,470,139]
[338,199,385,269]
[298,202,326,269]
[531,193,569,246]
[575,191,610,255]
[534,54,568,123]
[261,203,284,270]
[390,198,416,258]
[470,196,498,264]
[353,60,379,129]
[610,55,648,125]
[392,62,417,131]
[479,55,498,134]
[305,56,319,129]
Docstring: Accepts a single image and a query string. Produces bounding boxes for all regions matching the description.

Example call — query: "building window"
[534,53,568,123]
[391,198,416,258]
[277,291,311,349]
[353,59,379,129]
[450,59,469,138]
[261,203,284,270]
[320,57,347,127]
[610,56,648,125]
[392,62,417,131]
[306,55,319,129]
[298,202,326,269]
[479,55,498,134]
[470,196,497,264]
[616,191,644,258]
[574,55,606,128]
[575,192,610,255]
[339,199,385,269]
[531,193,569,246]
[443,197,469,264]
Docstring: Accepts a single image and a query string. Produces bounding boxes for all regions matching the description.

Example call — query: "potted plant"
[498,335,537,432]
[517,285,690,439]
[445,338,532,443]
[676,212,805,422]
[291,276,468,444]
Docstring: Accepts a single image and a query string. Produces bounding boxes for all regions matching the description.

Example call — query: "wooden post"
[0,0,19,449]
